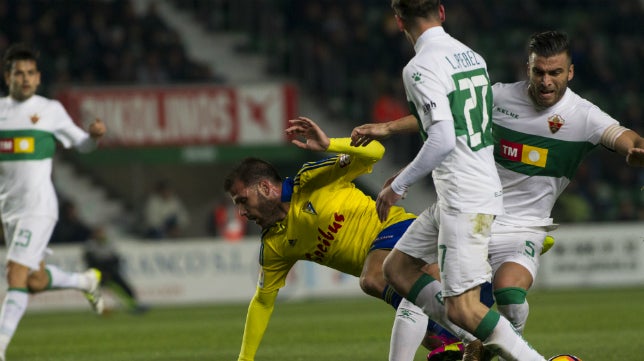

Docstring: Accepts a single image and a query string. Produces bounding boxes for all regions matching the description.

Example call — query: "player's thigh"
[393,204,439,265]
[5,216,56,271]
[439,211,494,298]
[489,223,546,287]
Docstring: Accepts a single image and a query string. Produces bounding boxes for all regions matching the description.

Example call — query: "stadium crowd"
[0,0,641,223]
[0,0,222,97]
[177,0,644,222]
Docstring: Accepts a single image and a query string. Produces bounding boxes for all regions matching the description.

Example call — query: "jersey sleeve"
[257,240,296,293]
[237,288,279,361]
[237,240,294,360]
[585,104,620,145]
[402,61,453,133]
[296,138,384,189]
[50,100,96,151]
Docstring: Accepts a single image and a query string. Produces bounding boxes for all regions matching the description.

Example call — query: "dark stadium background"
[1,0,641,239]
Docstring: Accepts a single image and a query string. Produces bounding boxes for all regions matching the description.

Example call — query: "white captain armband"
[600,124,629,150]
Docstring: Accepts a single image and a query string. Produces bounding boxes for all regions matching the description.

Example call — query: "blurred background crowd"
[0,0,642,244]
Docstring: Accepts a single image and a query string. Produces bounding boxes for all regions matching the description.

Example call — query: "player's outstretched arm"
[285,116,330,152]
[350,114,418,147]
[238,289,279,361]
[613,129,644,167]
[88,118,107,140]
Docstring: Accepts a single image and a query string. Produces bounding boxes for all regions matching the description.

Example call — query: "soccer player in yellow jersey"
[225,117,462,361]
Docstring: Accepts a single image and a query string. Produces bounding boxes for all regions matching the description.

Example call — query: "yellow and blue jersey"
[238,138,416,361]
[257,138,416,293]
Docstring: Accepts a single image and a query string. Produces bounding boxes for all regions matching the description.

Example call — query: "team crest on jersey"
[547,114,565,134]
[338,154,351,168]
[302,201,317,215]
[30,114,39,124]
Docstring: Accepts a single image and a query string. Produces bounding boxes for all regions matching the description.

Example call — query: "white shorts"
[3,216,56,270]
[488,222,547,281]
[394,203,494,297]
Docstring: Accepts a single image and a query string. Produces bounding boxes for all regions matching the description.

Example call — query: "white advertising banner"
[1,222,641,311]
[536,223,644,288]
[0,239,361,311]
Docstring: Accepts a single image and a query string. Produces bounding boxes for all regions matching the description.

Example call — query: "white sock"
[483,315,545,361]
[0,289,29,354]
[497,301,529,334]
[413,279,477,343]
[46,265,86,290]
[389,298,428,361]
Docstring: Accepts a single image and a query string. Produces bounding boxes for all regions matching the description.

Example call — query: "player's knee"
[26,270,49,293]
[359,274,383,297]
[382,253,405,288]
[493,287,527,306]
[5,262,30,288]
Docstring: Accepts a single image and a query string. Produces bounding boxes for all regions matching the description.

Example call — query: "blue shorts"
[369,218,415,252]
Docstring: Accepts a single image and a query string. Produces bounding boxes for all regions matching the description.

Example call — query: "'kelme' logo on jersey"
[411,72,422,82]
[499,139,548,168]
[547,114,564,134]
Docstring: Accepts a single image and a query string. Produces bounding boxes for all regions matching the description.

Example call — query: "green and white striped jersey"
[491,81,619,227]
[0,95,94,220]
[401,27,503,215]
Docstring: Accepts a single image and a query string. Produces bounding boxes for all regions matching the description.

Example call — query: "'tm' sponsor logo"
[499,139,548,168]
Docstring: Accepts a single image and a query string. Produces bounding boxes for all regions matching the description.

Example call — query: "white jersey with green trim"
[491,81,619,227]
[403,26,503,214]
[0,95,91,220]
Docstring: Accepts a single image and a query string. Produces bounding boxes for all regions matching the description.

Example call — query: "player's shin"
[0,289,29,356]
[407,274,477,343]
[389,298,428,361]
[494,287,529,334]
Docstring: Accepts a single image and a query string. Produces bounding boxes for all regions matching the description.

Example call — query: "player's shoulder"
[492,81,525,93]
[29,95,64,110]
[491,81,528,102]
[561,87,596,110]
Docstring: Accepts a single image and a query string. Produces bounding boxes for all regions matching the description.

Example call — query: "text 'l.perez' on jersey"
[402,26,503,215]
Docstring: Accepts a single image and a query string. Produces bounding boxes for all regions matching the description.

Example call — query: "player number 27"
[457,75,489,148]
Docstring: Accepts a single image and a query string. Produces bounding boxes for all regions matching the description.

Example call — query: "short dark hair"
[391,0,440,22]
[3,43,39,73]
[528,31,571,60]
[223,157,282,192]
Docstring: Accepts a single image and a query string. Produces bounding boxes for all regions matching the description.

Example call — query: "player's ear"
[567,63,574,81]
[256,179,272,198]
[394,14,405,32]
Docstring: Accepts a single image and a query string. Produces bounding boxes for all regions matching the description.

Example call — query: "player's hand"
[285,116,330,152]
[383,167,406,188]
[626,147,644,167]
[350,123,390,147]
[376,185,401,222]
[88,118,106,139]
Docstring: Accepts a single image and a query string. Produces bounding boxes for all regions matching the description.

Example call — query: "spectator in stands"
[50,200,92,244]
[208,196,247,242]
[143,180,190,239]
[83,226,148,314]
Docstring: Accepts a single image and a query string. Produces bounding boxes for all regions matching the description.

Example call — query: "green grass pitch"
[8,287,644,360]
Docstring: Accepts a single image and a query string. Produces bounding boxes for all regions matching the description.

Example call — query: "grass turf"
[8,287,644,360]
